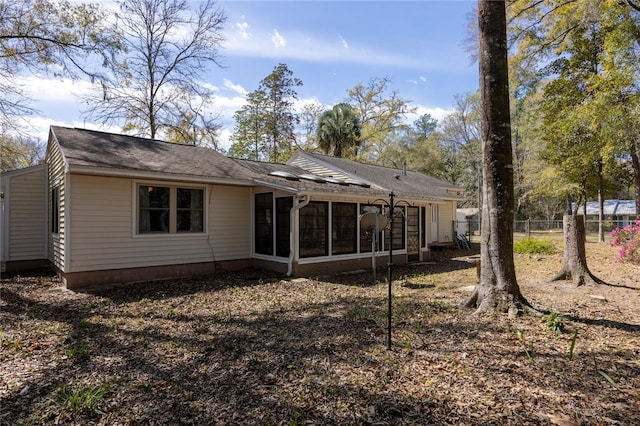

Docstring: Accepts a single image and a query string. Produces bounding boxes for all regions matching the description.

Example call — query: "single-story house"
[578,200,637,227]
[1,126,462,288]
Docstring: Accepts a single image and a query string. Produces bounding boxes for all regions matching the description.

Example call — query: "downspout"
[287,194,310,277]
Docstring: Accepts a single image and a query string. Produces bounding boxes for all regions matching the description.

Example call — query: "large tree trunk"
[464,0,532,315]
[550,214,603,286]
[630,139,640,217]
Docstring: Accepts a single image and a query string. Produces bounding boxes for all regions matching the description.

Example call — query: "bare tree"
[83,0,226,143]
[296,101,324,152]
[0,0,117,129]
[464,0,533,315]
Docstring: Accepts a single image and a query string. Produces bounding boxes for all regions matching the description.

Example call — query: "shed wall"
[8,166,47,261]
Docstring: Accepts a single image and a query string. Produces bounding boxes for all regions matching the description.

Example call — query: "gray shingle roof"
[288,152,462,200]
[50,126,461,202]
[581,200,637,216]
[232,158,390,197]
[51,126,257,182]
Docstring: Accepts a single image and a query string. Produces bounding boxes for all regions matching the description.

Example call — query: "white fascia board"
[67,165,255,186]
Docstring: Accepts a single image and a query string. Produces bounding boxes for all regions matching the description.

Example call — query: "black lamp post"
[365,192,407,351]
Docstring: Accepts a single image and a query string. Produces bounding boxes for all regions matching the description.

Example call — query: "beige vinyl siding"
[438,202,455,242]
[209,185,251,260]
[47,140,66,271]
[6,166,47,261]
[68,175,251,272]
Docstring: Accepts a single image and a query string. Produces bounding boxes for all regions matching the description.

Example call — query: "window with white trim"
[137,184,204,234]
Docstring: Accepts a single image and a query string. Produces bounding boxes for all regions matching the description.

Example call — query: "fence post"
[526,219,530,238]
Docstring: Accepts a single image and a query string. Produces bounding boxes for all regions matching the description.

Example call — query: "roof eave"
[67,165,256,186]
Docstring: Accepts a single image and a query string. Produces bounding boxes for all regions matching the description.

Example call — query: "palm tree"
[317,103,361,158]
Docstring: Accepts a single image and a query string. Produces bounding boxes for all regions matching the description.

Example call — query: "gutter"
[287,194,310,277]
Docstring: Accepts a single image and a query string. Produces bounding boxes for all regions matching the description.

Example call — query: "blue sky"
[22,0,479,150]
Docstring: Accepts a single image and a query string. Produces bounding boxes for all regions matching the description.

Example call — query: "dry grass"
[1,239,638,425]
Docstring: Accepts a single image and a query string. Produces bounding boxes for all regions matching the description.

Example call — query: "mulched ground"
[1,241,638,425]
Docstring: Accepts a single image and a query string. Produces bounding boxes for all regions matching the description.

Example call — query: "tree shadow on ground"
[1,264,637,425]
[324,248,480,287]
[561,313,640,332]
[78,267,286,304]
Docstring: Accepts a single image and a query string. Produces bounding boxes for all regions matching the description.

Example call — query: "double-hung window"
[138,184,204,234]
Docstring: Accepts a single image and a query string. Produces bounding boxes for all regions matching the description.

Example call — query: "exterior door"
[430,204,439,243]
[407,206,420,262]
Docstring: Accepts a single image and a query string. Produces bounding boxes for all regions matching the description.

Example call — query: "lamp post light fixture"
[364,192,409,350]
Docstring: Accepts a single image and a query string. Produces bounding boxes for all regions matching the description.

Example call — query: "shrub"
[610,220,640,265]
[514,237,556,255]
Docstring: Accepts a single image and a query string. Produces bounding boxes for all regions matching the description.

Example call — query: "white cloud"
[211,93,247,112]
[223,79,247,96]
[408,76,428,86]
[19,115,120,143]
[15,75,94,103]
[339,35,349,49]
[234,20,250,39]
[271,29,286,48]
[216,127,233,152]
[407,105,453,124]
[223,28,430,69]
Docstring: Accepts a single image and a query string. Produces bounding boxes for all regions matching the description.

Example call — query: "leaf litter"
[1,241,638,425]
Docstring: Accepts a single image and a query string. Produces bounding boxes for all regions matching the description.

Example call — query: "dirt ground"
[1,239,638,425]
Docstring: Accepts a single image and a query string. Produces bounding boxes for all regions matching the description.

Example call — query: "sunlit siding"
[438,202,455,242]
[47,140,66,271]
[6,166,47,260]
[68,175,251,272]
[209,185,251,260]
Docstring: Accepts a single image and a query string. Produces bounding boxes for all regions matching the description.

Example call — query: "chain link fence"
[456,218,637,239]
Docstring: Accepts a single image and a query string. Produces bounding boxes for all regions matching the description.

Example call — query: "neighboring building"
[455,208,479,237]
[579,200,637,227]
[1,126,462,288]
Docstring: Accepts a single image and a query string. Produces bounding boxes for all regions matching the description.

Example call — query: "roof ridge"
[54,126,203,149]
[304,151,424,174]
[231,157,287,166]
